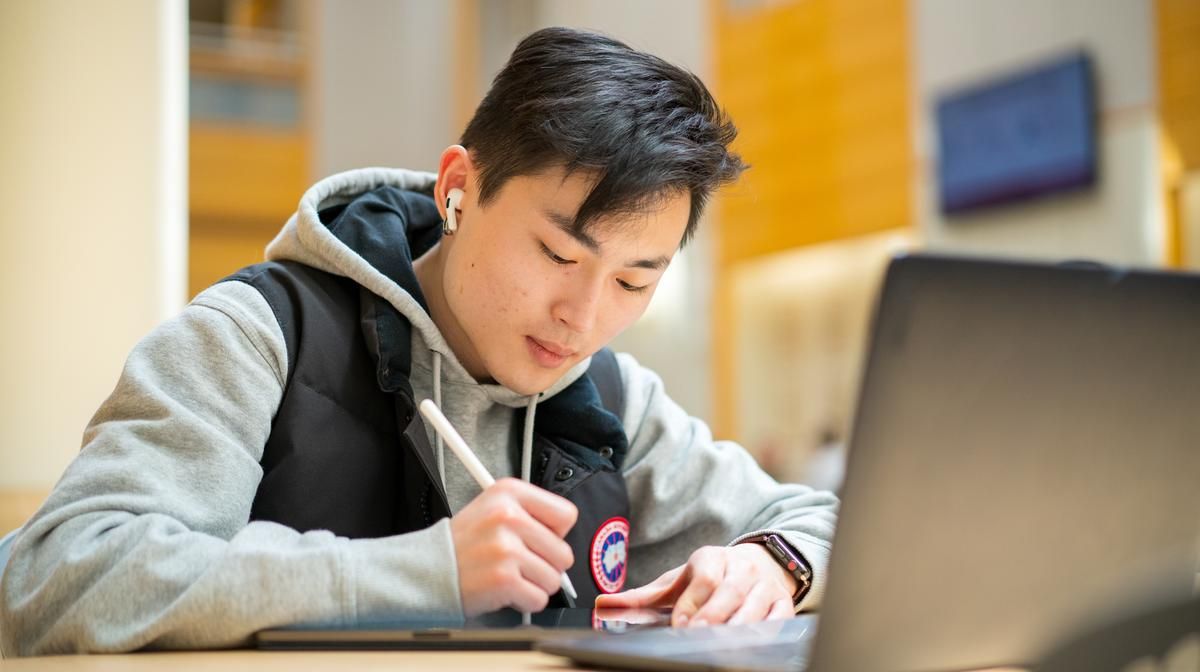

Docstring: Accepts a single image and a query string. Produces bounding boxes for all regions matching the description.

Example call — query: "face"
[436,156,689,395]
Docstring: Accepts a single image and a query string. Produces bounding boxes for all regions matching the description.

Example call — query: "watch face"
[739,534,813,602]
[762,535,812,603]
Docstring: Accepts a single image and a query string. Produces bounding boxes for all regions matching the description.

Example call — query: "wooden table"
[0,651,1030,672]
[0,650,579,671]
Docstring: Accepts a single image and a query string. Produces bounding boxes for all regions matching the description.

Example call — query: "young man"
[0,27,837,655]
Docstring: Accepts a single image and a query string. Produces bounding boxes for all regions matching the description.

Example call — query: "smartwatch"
[738,533,813,607]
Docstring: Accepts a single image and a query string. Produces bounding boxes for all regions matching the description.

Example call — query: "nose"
[552,276,602,334]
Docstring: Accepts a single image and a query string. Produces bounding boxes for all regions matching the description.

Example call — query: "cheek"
[593,293,651,344]
[454,258,502,323]
[450,243,547,328]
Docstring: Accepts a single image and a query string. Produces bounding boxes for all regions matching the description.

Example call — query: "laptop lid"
[540,254,1200,672]
[809,254,1200,671]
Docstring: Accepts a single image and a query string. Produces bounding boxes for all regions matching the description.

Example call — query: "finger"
[593,566,685,608]
[498,478,579,536]
[689,571,756,627]
[765,598,794,621]
[506,572,554,613]
[512,513,574,572]
[516,547,564,596]
[671,549,725,627]
[594,565,687,608]
[725,581,776,625]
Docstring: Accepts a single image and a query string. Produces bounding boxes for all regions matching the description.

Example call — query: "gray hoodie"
[0,168,839,657]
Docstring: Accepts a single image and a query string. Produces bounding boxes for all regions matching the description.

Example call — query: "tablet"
[254,607,671,651]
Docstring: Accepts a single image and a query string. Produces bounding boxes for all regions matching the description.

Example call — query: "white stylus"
[418,399,579,605]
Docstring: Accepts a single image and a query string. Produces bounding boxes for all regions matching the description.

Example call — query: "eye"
[617,279,649,294]
[540,241,575,265]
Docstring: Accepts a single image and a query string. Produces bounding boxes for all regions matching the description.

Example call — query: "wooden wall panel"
[188,124,307,296]
[188,225,281,299]
[190,124,307,224]
[1157,0,1200,171]
[1158,0,1200,268]
[713,0,914,266]
[710,0,913,438]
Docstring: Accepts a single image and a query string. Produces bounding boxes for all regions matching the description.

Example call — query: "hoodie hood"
[264,168,602,521]
[264,167,591,408]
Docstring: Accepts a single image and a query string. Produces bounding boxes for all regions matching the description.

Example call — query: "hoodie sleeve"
[0,281,462,657]
[615,352,839,611]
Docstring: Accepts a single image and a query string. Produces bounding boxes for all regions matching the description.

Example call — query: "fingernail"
[676,614,688,627]
[691,617,707,627]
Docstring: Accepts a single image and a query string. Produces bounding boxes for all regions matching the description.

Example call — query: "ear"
[435,145,474,222]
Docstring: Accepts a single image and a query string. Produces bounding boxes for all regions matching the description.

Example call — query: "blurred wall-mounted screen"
[935,52,1097,215]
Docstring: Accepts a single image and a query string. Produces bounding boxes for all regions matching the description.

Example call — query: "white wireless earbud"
[443,188,465,235]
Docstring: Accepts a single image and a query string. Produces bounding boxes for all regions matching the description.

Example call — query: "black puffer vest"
[222,186,632,608]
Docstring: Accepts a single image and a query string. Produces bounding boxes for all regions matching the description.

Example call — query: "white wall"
[912,0,1163,266]
[309,0,455,178]
[0,1,188,489]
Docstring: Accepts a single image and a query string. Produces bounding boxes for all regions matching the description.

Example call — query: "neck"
[412,243,492,382]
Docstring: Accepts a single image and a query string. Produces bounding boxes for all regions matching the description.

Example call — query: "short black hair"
[460,26,746,247]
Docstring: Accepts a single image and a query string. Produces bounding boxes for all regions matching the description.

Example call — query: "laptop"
[540,253,1200,672]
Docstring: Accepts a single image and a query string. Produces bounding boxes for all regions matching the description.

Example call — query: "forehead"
[496,167,691,254]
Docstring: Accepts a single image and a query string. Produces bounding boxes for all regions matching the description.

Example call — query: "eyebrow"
[543,209,672,271]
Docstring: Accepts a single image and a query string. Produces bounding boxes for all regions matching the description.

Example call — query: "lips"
[529,337,574,358]
[526,336,575,368]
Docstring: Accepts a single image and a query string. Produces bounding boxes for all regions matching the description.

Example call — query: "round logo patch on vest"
[590,516,629,594]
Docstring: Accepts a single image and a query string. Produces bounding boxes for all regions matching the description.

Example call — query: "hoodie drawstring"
[433,351,445,487]
[430,349,541,493]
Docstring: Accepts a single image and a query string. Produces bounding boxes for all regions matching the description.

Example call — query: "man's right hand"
[449,477,578,616]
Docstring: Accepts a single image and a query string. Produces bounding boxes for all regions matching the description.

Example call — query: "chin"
[491,360,571,396]
[509,370,560,396]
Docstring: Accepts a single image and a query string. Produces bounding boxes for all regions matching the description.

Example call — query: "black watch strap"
[739,533,813,607]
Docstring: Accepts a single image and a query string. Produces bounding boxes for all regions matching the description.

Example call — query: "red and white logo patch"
[590,516,629,594]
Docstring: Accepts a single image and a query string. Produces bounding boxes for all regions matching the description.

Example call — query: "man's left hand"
[593,544,796,627]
